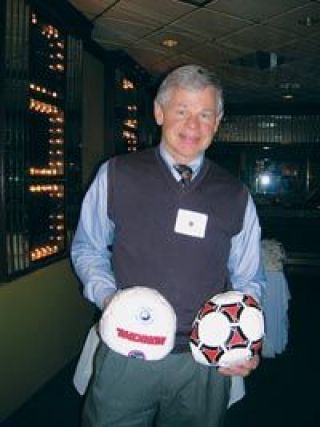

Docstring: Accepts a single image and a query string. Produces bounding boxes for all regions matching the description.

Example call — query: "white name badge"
[174,209,208,239]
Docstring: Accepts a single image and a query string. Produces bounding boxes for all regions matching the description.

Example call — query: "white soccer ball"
[190,290,265,367]
[100,286,176,360]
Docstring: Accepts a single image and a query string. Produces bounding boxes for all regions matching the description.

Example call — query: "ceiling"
[68,0,320,106]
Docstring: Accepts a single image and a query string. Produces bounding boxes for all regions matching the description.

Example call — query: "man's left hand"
[218,355,260,377]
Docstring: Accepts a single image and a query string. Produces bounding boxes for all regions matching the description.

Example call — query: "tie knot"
[174,164,193,185]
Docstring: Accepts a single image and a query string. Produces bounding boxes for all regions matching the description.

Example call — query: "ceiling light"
[161,39,178,48]
[280,82,300,100]
[282,94,294,100]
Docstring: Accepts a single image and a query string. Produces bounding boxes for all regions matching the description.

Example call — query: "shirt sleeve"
[71,161,117,310]
[227,194,266,303]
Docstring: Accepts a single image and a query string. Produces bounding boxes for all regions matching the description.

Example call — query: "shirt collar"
[159,142,204,180]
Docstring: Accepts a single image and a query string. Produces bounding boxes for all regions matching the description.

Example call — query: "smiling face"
[154,86,222,164]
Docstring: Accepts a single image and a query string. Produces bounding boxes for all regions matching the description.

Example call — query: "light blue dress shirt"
[71,144,265,310]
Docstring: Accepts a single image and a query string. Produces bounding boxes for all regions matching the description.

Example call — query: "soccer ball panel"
[211,290,244,305]
[240,306,265,341]
[198,312,230,346]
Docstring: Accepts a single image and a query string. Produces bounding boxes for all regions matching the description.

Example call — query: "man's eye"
[200,112,213,120]
[177,109,186,116]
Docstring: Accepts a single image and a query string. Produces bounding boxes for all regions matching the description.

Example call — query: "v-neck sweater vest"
[108,148,248,347]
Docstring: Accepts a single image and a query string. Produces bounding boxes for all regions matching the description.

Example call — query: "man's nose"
[185,114,200,129]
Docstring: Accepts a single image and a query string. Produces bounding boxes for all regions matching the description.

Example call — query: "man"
[71,64,265,427]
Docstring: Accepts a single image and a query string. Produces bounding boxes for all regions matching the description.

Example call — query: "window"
[0,1,82,281]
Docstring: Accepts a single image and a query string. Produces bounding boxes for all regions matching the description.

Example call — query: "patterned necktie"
[174,164,193,187]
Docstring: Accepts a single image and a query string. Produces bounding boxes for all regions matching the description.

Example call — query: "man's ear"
[154,101,164,126]
[213,111,223,134]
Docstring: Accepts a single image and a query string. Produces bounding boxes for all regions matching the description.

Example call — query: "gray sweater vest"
[108,148,248,346]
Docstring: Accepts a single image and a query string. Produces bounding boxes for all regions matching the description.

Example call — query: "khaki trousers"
[82,343,230,427]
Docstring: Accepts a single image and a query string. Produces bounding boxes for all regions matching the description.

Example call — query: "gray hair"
[155,64,224,118]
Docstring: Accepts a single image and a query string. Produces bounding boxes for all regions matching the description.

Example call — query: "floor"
[2,263,318,427]
[1,359,83,427]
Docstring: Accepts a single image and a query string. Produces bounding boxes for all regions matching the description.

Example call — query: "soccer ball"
[190,290,265,367]
[100,286,176,361]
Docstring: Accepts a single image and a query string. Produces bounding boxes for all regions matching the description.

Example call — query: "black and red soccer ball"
[190,290,265,367]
